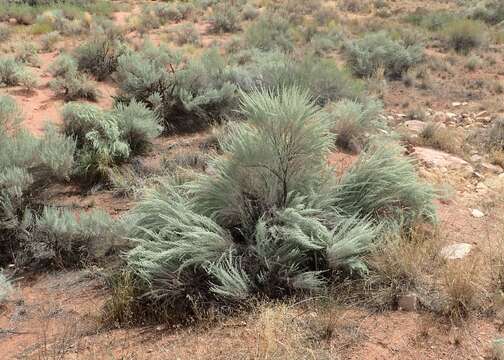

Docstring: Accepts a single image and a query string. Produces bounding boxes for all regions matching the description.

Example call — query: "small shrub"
[340,0,371,13]
[113,100,162,155]
[346,31,424,79]
[467,0,504,25]
[419,123,462,154]
[0,24,12,42]
[241,4,259,21]
[62,102,130,183]
[75,36,127,81]
[328,99,385,153]
[208,2,240,33]
[404,9,455,31]
[49,54,99,101]
[488,117,504,150]
[244,14,294,52]
[443,19,487,54]
[465,55,481,71]
[30,207,126,268]
[172,23,200,46]
[0,57,38,90]
[15,42,41,67]
[40,31,61,52]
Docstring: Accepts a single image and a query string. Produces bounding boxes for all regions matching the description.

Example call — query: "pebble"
[471,208,485,218]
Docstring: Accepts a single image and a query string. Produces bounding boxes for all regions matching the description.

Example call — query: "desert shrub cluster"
[114,87,435,320]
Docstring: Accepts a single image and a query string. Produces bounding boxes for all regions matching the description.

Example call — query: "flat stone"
[397,293,418,311]
[413,147,474,173]
[471,208,485,218]
[452,102,462,107]
[404,120,427,134]
[440,243,473,260]
[481,162,503,174]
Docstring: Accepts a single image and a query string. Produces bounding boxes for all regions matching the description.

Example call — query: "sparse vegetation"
[346,31,424,79]
[443,19,487,54]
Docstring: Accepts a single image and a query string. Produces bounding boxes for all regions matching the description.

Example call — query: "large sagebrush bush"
[346,31,424,79]
[120,87,436,319]
[208,2,240,33]
[467,0,504,25]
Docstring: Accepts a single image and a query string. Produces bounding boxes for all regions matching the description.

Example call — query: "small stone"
[398,293,418,311]
[470,154,482,162]
[8,18,17,25]
[481,162,503,174]
[475,110,488,118]
[440,243,473,260]
[493,339,504,360]
[471,208,485,218]
[404,120,427,134]
[452,102,462,107]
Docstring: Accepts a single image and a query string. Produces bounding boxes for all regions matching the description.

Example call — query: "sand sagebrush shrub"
[75,36,127,80]
[1,97,76,266]
[346,31,424,79]
[49,54,98,101]
[0,57,38,90]
[0,23,12,42]
[40,31,60,52]
[488,117,504,150]
[245,14,294,52]
[232,51,363,106]
[113,100,162,155]
[171,23,200,46]
[467,0,504,25]
[334,143,436,227]
[443,19,487,54]
[209,2,240,33]
[62,102,130,182]
[116,49,236,133]
[328,99,385,152]
[30,207,126,268]
[118,88,437,321]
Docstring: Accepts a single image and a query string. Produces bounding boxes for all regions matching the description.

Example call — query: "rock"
[8,18,17,25]
[493,339,504,360]
[398,293,418,311]
[470,154,483,162]
[452,102,462,107]
[480,162,503,174]
[483,173,504,191]
[413,147,474,175]
[440,243,473,260]
[471,208,485,218]
[404,120,427,134]
[475,110,488,118]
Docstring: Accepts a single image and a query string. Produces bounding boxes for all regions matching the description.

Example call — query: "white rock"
[481,162,503,174]
[471,208,485,218]
[413,147,473,174]
[440,243,473,260]
[452,102,462,107]
[404,120,427,134]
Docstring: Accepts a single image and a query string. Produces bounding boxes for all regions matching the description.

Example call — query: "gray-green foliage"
[124,87,435,313]
[244,14,294,52]
[116,48,236,133]
[208,2,240,33]
[114,99,163,155]
[49,54,98,101]
[0,96,76,266]
[328,99,385,152]
[0,57,38,90]
[62,100,160,182]
[230,50,363,106]
[346,31,424,78]
[75,36,127,81]
[333,143,436,226]
[31,206,126,267]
